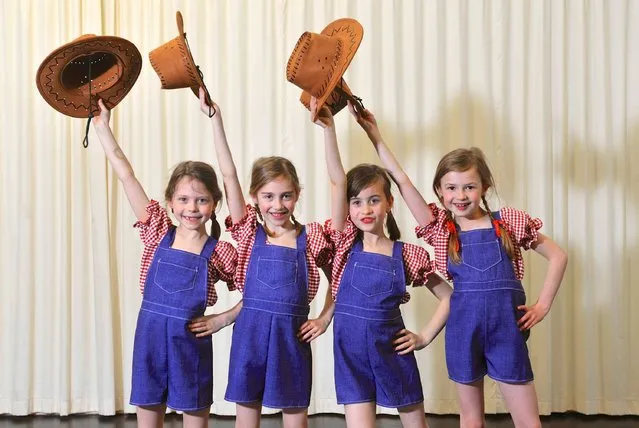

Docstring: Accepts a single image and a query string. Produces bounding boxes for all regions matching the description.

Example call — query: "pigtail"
[386,211,401,241]
[482,196,515,260]
[254,203,263,222]
[254,203,274,237]
[446,210,462,264]
[210,214,222,240]
[291,214,304,236]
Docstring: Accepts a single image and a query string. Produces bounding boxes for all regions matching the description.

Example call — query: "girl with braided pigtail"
[348,102,568,428]
[198,88,333,428]
[312,97,452,428]
[93,99,238,428]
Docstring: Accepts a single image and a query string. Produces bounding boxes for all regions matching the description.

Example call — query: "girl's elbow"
[120,170,138,186]
[222,169,239,182]
[557,248,569,267]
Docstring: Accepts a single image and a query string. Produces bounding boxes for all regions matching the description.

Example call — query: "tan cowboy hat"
[36,35,142,118]
[149,11,213,107]
[286,18,364,121]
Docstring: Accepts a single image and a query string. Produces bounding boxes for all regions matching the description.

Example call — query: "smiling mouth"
[453,203,470,210]
[360,218,374,224]
[269,212,288,218]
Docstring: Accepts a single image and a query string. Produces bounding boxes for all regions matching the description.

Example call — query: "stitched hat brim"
[36,36,142,118]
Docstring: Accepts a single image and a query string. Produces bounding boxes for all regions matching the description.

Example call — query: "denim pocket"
[349,262,395,297]
[256,257,298,289]
[153,259,198,293]
[461,240,503,271]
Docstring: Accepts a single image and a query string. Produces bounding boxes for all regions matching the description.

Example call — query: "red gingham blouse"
[133,200,237,306]
[325,217,436,304]
[415,203,543,281]
[224,205,333,303]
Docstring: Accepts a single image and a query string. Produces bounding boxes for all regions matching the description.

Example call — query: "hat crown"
[62,52,123,95]
[286,18,363,121]
[286,32,344,98]
[148,10,212,105]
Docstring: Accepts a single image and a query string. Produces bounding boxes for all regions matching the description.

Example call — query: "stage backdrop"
[1,0,638,416]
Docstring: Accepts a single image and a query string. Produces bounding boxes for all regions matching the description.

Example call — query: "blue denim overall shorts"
[445,214,533,384]
[225,224,312,408]
[130,226,217,411]
[333,240,424,408]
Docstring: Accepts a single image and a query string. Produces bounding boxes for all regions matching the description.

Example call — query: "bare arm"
[188,300,244,337]
[415,275,452,345]
[200,88,247,224]
[311,97,348,231]
[517,232,568,330]
[393,274,453,354]
[347,102,434,227]
[93,99,150,222]
[297,285,335,342]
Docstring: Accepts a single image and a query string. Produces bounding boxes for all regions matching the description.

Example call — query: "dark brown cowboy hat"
[36,35,142,118]
[149,11,213,107]
[286,18,364,121]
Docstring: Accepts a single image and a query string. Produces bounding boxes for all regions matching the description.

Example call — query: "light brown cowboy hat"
[286,18,364,121]
[36,35,142,118]
[149,11,213,108]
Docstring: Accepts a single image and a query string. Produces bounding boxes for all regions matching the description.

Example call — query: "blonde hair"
[432,148,514,263]
[249,156,303,235]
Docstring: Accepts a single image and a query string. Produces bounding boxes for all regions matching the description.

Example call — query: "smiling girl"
[350,102,568,427]
[93,100,237,428]
[309,98,452,428]
[198,89,333,428]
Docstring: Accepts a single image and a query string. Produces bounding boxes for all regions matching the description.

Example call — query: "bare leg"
[136,404,166,428]
[344,402,376,428]
[398,401,428,428]
[455,380,486,428]
[282,407,308,428]
[235,402,262,428]
[183,406,210,428]
[497,381,541,428]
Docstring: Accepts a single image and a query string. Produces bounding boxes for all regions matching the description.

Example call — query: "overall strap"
[200,235,218,260]
[351,239,364,253]
[391,240,403,260]
[296,225,307,253]
[158,225,177,248]
[255,223,268,244]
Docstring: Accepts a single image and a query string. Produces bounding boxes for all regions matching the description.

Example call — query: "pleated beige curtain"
[1,0,638,416]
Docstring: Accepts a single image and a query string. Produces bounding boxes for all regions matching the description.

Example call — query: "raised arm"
[517,233,568,330]
[200,88,247,224]
[93,99,150,222]
[347,102,434,227]
[311,97,348,231]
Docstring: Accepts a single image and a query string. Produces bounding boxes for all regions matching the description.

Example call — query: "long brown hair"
[165,161,223,239]
[347,163,400,240]
[432,148,514,263]
[249,156,303,236]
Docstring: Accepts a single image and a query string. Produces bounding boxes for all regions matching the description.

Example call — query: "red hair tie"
[492,219,505,238]
[446,219,460,252]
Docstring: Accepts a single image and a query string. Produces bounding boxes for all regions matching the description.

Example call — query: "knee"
[520,422,542,428]
[460,417,486,428]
